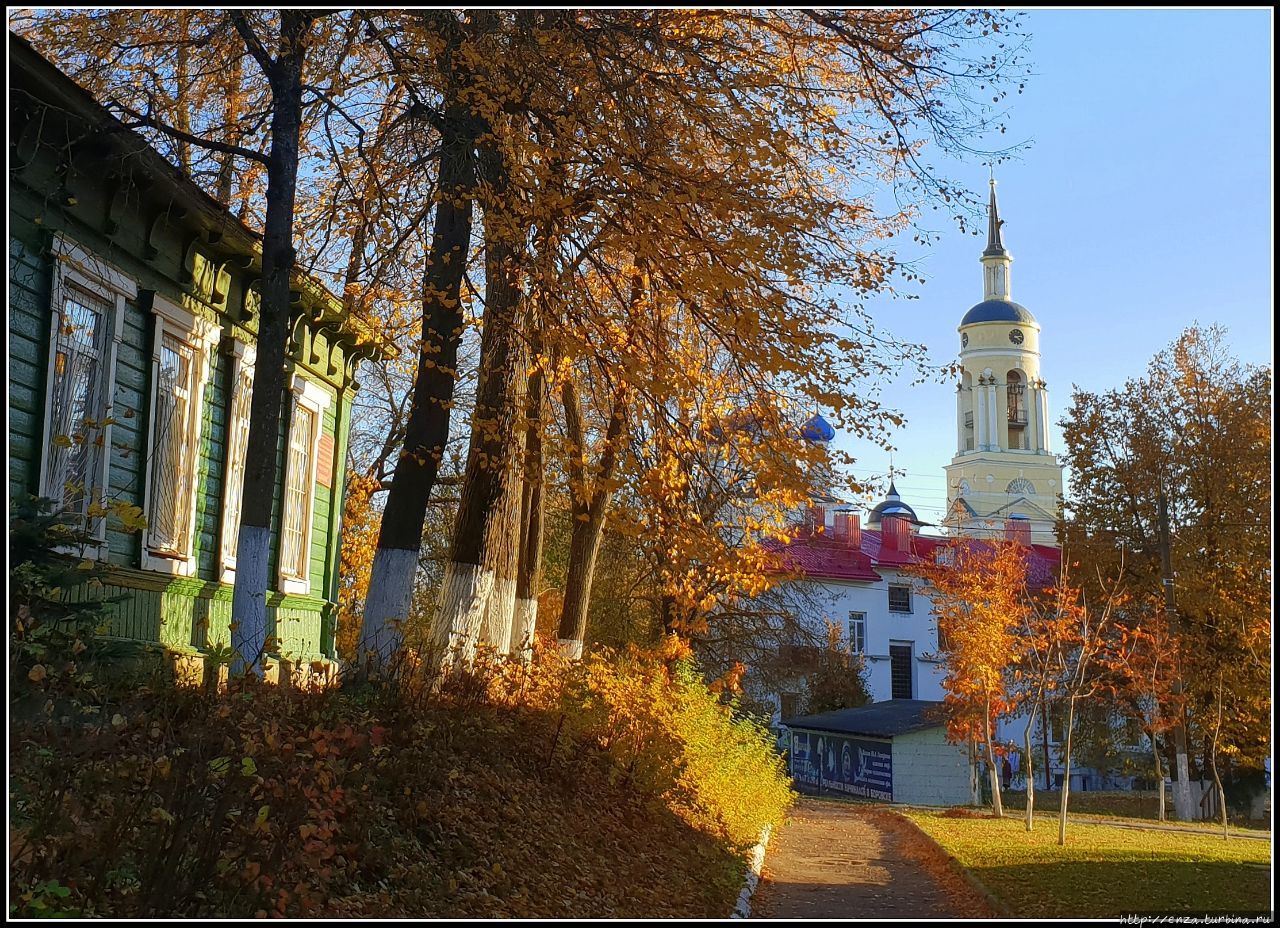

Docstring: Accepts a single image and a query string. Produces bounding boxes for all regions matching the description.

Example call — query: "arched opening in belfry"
[1007,370,1027,449]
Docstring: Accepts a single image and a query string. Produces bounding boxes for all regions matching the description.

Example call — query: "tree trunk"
[556,505,608,658]
[1042,695,1052,790]
[968,734,981,807]
[1023,703,1038,831]
[511,363,546,661]
[476,392,527,657]
[216,53,245,204]
[430,136,528,669]
[175,13,191,174]
[555,380,627,658]
[1210,672,1229,839]
[984,690,1003,818]
[1057,694,1077,846]
[1172,711,1195,821]
[230,12,312,678]
[1152,728,1166,823]
[360,96,478,668]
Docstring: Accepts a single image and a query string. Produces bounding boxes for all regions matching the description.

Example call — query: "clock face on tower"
[1009,328,1025,345]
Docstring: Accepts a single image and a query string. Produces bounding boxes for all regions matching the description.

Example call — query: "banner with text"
[790,730,893,802]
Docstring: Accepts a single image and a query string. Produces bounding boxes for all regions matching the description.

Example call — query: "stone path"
[752,798,993,920]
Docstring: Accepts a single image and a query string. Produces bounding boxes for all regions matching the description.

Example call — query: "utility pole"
[1159,490,1196,821]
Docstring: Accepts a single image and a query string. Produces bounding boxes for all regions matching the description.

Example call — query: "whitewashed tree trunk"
[230,525,271,674]
[480,574,516,657]
[432,561,494,667]
[510,597,538,661]
[1023,707,1037,831]
[1058,694,1077,846]
[359,547,418,665]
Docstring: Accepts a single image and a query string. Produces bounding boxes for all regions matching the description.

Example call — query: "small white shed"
[785,700,971,806]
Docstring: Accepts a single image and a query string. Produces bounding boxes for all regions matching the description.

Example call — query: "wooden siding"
[9,53,370,666]
[193,348,227,580]
[9,231,49,501]
[105,298,149,566]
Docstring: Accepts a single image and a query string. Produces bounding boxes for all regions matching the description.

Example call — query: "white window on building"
[848,611,866,655]
[218,342,255,581]
[40,235,134,550]
[142,296,218,574]
[888,583,913,613]
[278,375,331,595]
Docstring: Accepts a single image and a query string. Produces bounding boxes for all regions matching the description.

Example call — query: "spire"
[979,174,1012,301]
[984,175,1006,257]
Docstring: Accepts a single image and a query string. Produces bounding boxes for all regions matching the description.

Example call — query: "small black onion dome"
[961,299,1037,327]
[866,480,920,526]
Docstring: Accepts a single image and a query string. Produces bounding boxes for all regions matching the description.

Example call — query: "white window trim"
[39,235,135,558]
[848,611,867,655]
[889,640,916,700]
[888,583,913,614]
[218,341,256,584]
[140,294,219,576]
[278,374,331,595]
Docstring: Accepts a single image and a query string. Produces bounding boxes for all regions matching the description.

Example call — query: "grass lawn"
[1000,790,1269,831]
[901,809,1272,918]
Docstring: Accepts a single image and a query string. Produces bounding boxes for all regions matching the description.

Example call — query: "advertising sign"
[789,729,893,801]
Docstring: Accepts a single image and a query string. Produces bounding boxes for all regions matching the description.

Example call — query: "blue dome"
[800,413,836,443]
[960,299,1037,327]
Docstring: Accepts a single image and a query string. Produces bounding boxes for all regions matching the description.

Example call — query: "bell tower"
[943,179,1064,546]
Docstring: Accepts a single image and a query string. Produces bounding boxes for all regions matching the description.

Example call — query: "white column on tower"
[985,378,1000,451]
[956,382,966,453]
[1027,381,1042,452]
[974,376,989,450]
[977,376,988,448]
[1038,381,1052,453]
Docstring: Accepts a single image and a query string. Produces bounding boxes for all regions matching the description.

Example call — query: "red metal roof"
[767,528,881,581]
[767,525,1061,586]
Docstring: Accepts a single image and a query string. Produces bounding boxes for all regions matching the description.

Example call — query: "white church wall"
[797,569,948,704]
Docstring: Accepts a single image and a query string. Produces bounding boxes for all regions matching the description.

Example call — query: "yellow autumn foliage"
[510,637,794,849]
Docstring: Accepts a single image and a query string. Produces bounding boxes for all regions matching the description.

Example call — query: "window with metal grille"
[936,621,952,653]
[219,351,255,575]
[280,402,316,582]
[888,584,912,613]
[147,333,197,554]
[848,611,866,654]
[45,283,109,518]
[141,298,217,574]
[890,643,913,699]
[40,237,136,553]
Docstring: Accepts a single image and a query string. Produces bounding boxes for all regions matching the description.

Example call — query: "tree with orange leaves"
[1010,579,1071,831]
[1109,602,1182,823]
[1045,557,1128,846]
[915,539,1032,817]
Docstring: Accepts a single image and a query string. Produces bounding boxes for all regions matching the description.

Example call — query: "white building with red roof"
[765,496,1060,714]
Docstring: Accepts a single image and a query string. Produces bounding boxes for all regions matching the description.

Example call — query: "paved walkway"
[752,798,993,920]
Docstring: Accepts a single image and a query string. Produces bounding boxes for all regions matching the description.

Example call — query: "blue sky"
[832,8,1273,527]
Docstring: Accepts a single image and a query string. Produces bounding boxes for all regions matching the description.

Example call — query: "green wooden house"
[9,34,390,681]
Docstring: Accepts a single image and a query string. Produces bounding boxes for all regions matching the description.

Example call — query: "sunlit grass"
[901,809,1271,917]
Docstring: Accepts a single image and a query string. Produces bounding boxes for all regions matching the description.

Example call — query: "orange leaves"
[914,539,1032,743]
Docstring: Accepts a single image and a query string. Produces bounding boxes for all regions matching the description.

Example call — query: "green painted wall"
[10,137,359,670]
